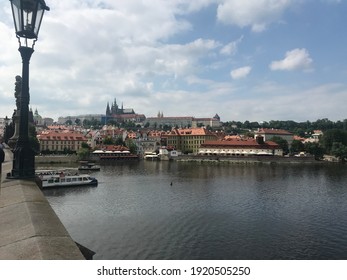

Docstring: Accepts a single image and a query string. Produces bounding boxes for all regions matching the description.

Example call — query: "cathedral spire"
[106,102,111,116]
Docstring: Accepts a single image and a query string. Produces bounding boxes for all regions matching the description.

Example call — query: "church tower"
[106,102,111,116]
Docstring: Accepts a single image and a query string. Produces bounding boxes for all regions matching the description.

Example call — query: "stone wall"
[0,149,85,259]
[35,154,78,164]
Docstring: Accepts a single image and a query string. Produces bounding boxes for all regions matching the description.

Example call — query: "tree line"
[223,118,347,136]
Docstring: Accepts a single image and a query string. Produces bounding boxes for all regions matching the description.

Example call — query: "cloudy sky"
[0,0,346,122]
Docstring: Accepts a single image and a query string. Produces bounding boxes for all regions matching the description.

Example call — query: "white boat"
[144,153,159,160]
[36,170,98,188]
[78,161,101,171]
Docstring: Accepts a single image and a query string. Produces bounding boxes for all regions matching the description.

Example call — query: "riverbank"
[34,154,338,166]
[176,155,324,164]
[35,154,78,164]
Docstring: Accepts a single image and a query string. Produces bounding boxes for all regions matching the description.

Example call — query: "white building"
[254,128,294,146]
[199,137,283,156]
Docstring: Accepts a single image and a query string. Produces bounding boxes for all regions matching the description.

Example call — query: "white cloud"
[221,82,347,122]
[220,36,243,56]
[0,0,345,123]
[269,48,313,71]
[0,0,223,119]
[217,0,292,32]
[230,66,252,79]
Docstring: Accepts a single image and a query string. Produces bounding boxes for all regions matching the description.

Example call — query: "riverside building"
[161,127,218,154]
[199,136,283,156]
[37,129,87,153]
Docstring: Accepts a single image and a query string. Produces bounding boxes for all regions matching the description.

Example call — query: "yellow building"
[162,128,218,154]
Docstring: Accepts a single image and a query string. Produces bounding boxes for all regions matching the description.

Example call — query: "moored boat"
[78,161,101,171]
[36,170,98,188]
[93,150,139,161]
[144,152,159,160]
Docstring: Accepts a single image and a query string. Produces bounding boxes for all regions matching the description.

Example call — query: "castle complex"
[56,97,221,129]
[106,98,135,116]
[103,98,146,125]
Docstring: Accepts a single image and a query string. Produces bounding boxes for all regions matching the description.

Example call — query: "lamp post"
[8,0,49,179]
[3,116,10,144]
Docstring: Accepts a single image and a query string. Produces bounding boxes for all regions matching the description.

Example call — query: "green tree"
[314,118,334,130]
[304,142,324,160]
[242,121,251,129]
[270,136,289,154]
[103,136,114,145]
[77,147,90,160]
[75,118,81,126]
[77,141,91,159]
[331,142,347,162]
[293,128,306,138]
[163,124,172,131]
[81,142,90,149]
[115,137,125,146]
[82,119,90,127]
[126,139,137,154]
[290,139,305,154]
[320,129,347,154]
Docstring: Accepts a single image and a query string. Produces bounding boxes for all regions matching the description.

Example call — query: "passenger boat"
[36,170,98,188]
[92,150,139,161]
[78,161,101,171]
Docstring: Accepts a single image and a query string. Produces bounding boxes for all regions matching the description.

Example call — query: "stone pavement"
[0,147,85,259]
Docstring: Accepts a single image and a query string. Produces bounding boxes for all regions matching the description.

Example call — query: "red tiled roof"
[47,125,69,130]
[163,128,215,136]
[97,145,129,152]
[37,130,87,141]
[293,135,305,141]
[224,135,242,140]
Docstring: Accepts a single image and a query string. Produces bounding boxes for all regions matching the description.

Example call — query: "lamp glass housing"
[10,0,49,40]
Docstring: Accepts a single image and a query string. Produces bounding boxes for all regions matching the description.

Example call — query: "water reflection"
[43,161,347,260]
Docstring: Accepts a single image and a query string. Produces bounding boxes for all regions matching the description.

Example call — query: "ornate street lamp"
[8,0,49,179]
[3,116,10,143]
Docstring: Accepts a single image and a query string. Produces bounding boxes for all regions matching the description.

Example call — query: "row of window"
[40,145,81,151]
[40,140,81,145]
[47,177,88,184]
[168,140,205,146]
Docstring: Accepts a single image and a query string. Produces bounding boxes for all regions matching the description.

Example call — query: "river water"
[42,161,347,260]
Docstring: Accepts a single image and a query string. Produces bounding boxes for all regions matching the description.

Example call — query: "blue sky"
[0,0,346,122]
